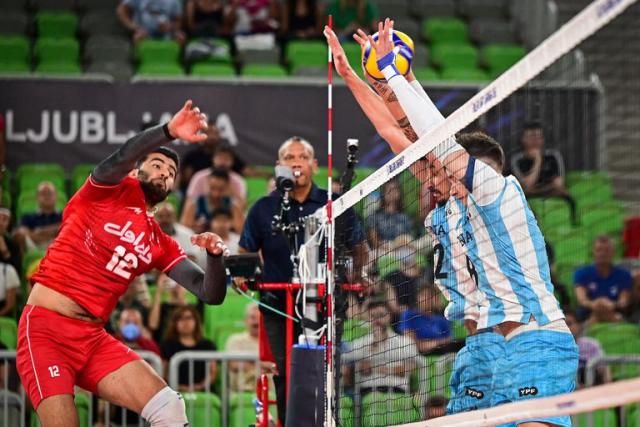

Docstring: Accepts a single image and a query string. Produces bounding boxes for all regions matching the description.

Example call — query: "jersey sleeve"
[467,157,507,206]
[154,231,188,273]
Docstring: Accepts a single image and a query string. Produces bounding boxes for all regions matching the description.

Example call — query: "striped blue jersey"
[425,197,481,322]
[456,157,564,329]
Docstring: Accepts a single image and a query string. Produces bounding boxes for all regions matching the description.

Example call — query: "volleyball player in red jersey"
[17,100,229,427]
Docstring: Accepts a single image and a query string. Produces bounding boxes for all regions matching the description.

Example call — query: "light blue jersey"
[455,157,564,330]
[425,198,481,322]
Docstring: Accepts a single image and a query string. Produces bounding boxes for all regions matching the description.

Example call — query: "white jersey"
[456,157,564,329]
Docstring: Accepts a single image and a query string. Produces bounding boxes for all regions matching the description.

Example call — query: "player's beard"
[138,170,169,206]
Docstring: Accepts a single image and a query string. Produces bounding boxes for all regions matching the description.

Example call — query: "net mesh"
[329,1,640,426]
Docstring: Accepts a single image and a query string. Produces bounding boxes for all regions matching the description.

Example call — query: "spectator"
[575,235,632,323]
[116,0,186,44]
[186,0,232,38]
[228,0,279,34]
[0,208,20,273]
[148,273,200,342]
[210,208,240,255]
[342,299,418,395]
[156,202,206,267]
[181,169,245,233]
[425,395,448,419]
[180,123,225,192]
[0,261,19,317]
[382,237,428,319]
[398,285,451,355]
[366,179,415,249]
[114,307,161,356]
[186,144,248,205]
[280,0,323,38]
[110,275,152,333]
[510,121,577,224]
[565,310,610,387]
[160,305,218,391]
[547,243,572,308]
[326,0,377,39]
[225,303,276,391]
[13,181,62,253]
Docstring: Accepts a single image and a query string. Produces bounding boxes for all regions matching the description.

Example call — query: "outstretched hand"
[191,232,230,256]
[324,26,354,78]
[167,100,208,143]
[367,18,395,64]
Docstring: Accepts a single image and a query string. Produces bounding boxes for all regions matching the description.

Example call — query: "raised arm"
[92,100,208,185]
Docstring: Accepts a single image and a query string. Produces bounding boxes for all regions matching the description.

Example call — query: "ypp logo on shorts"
[519,387,538,397]
[465,387,484,399]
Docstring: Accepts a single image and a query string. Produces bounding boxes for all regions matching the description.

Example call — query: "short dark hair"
[457,131,505,170]
[209,168,230,181]
[426,395,448,408]
[523,121,543,131]
[367,298,387,310]
[214,144,236,158]
[211,207,232,220]
[136,146,180,171]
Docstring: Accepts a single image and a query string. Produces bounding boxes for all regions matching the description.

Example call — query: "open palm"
[167,100,208,143]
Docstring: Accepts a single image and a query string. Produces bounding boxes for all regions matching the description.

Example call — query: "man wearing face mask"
[16,100,229,427]
[116,307,161,356]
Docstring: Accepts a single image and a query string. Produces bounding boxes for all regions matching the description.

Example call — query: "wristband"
[377,51,400,81]
[162,123,175,140]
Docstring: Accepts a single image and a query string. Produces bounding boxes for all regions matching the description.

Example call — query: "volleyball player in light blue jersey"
[370,19,578,427]
[323,25,508,416]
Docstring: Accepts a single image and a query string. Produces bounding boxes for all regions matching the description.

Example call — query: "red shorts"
[17,305,141,409]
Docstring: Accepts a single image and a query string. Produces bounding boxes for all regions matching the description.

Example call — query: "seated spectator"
[342,299,418,395]
[575,235,632,323]
[116,0,186,44]
[425,395,448,419]
[398,285,451,355]
[186,0,232,38]
[566,310,610,387]
[510,122,577,224]
[0,260,19,317]
[148,273,201,342]
[228,0,279,34]
[0,208,20,273]
[110,275,152,333]
[225,303,276,391]
[181,169,245,233]
[160,306,218,391]
[114,307,161,355]
[13,181,62,252]
[210,208,240,255]
[326,0,377,39]
[186,144,248,205]
[366,179,415,249]
[280,0,323,39]
[156,202,206,267]
[180,122,224,193]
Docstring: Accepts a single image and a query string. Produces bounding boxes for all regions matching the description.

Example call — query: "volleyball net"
[320,0,640,425]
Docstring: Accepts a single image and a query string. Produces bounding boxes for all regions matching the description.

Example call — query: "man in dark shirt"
[510,122,577,224]
[13,181,62,252]
[239,136,365,425]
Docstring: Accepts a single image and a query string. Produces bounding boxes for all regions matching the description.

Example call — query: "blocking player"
[366,19,578,427]
[17,100,229,427]
[325,26,507,414]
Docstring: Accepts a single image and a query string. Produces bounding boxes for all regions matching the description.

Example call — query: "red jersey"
[32,176,187,321]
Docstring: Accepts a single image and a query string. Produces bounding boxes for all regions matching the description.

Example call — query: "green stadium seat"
[580,206,624,241]
[342,42,362,72]
[536,198,572,231]
[0,61,30,73]
[137,62,185,76]
[422,18,468,44]
[0,317,17,349]
[36,11,78,38]
[71,163,95,192]
[191,63,236,77]
[377,254,400,278]
[313,166,339,189]
[339,395,354,427]
[74,392,91,427]
[16,161,66,178]
[452,320,467,341]
[16,191,68,220]
[215,321,246,349]
[430,43,478,70]
[624,404,640,427]
[287,40,326,73]
[570,180,614,212]
[572,408,617,427]
[242,64,288,78]
[182,392,222,427]
[203,291,250,341]
[36,61,81,74]
[586,322,640,380]
[566,170,611,188]
[553,230,589,266]
[229,392,277,427]
[361,392,420,427]
[136,39,181,64]
[480,43,526,78]
[246,176,270,209]
[351,167,376,188]
[18,173,66,194]
[34,37,80,64]
[440,66,489,81]
[342,318,371,342]
[0,35,30,64]
[412,67,440,81]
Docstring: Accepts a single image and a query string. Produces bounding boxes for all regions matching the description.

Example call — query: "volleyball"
[362,29,415,81]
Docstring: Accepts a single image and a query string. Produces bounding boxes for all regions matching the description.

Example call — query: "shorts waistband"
[505,318,571,341]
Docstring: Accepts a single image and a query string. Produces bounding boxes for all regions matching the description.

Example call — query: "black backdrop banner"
[1,78,601,172]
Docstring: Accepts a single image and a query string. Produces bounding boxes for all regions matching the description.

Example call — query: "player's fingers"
[367,35,375,49]
[353,32,366,46]
[182,99,193,112]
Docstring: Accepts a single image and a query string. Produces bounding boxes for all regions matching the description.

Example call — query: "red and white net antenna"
[325,13,336,427]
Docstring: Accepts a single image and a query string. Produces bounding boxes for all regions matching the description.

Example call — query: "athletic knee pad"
[141,386,188,427]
